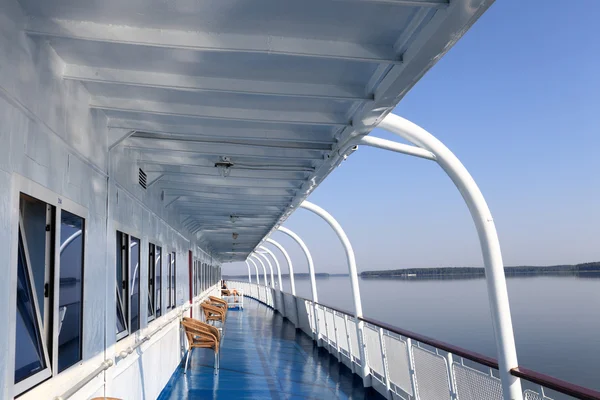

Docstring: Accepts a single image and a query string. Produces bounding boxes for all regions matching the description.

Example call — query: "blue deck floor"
[158,298,384,400]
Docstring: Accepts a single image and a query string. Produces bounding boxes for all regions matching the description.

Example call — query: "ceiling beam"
[334,0,448,7]
[64,65,371,101]
[132,132,332,151]
[141,163,312,180]
[110,119,334,144]
[124,137,327,161]
[163,187,295,198]
[158,175,302,189]
[91,97,349,127]
[166,192,293,203]
[136,152,315,169]
[26,18,402,64]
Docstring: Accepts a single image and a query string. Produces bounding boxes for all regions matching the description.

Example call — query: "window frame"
[115,231,130,342]
[155,245,162,318]
[147,243,156,321]
[10,176,89,396]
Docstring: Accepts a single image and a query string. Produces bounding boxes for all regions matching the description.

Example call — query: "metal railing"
[228,280,600,400]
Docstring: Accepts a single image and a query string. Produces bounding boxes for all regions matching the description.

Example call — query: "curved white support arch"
[378,113,522,400]
[299,200,369,382]
[259,246,283,290]
[250,254,268,287]
[266,238,296,295]
[244,260,252,283]
[277,226,320,343]
[247,258,260,284]
[255,252,275,288]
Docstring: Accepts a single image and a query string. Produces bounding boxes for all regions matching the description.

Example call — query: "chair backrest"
[209,296,227,306]
[182,319,218,343]
[183,317,220,341]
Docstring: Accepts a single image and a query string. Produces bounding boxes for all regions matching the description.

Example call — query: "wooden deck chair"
[201,301,226,325]
[181,319,220,374]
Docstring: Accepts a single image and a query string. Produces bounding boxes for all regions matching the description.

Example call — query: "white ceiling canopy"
[19,0,494,261]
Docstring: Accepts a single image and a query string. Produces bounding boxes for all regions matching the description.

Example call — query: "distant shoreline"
[223,262,600,280]
[360,262,600,278]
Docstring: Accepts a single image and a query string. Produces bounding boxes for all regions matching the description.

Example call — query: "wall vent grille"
[139,168,147,190]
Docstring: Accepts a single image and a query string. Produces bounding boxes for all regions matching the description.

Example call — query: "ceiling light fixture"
[215,156,234,177]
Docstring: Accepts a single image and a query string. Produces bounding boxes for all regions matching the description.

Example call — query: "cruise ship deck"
[2,0,599,398]
[159,299,381,400]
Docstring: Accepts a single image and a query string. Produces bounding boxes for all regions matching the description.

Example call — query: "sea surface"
[276,274,600,392]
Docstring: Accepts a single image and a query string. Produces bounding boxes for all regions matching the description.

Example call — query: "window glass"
[148,244,155,318]
[15,231,48,383]
[171,252,176,308]
[58,211,84,372]
[155,246,162,317]
[130,237,141,333]
[116,232,128,336]
[20,195,51,331]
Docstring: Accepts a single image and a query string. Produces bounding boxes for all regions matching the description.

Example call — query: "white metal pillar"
[277,226,320,344]
[377,113,522,400]
[259,246,283,290]
[299,200,370,385]
[255,252,275,288]
[248,258,260,284]
[250,254,268,287]
[244,260,252,283]
[266,238,296,295]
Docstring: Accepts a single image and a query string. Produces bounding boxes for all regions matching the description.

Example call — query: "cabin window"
[148,244,156,320]
[130,237,141,333]
[115,231,129,340]
[170,252,176,308]
[115,232,140,339]
[57,210,84,372]
[14,193,86,395]
[155,246,162,317]
[167,252,176,309]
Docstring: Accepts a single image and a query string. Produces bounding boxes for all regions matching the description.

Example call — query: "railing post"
[250,254,268,287]
[244,260,252,283]
[248,258,260,285]
[266,238,296,295]
[378,328,392,399]
[377,114,523,400]
[446,352,458,400]
[332,310,341,361]
[343,314,356,374]
[299,201,370,386]
[255,252,275,288]
[259,246,285,316]
[277,226,321,345]
[405,338,419,399]
[259,246,283,290]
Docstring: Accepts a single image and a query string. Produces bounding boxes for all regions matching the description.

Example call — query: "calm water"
[277,275,600,391]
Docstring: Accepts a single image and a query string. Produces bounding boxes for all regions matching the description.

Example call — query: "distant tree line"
[360,261,600,278]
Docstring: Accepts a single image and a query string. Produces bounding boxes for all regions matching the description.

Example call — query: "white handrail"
[53,359,114,400]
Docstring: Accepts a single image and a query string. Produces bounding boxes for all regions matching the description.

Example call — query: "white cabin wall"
[0,0,220,399]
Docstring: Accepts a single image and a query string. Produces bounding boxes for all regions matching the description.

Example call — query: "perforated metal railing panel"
[364,324,385,377]
[413,346,452,400]
[317,306,327,341]
[326,309,336,346]
[453,363,503,400]
[347,318,361,363]
[335,313,349,354]
[383,333,413,396]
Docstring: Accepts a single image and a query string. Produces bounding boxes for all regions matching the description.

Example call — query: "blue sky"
[226,0,600,275]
